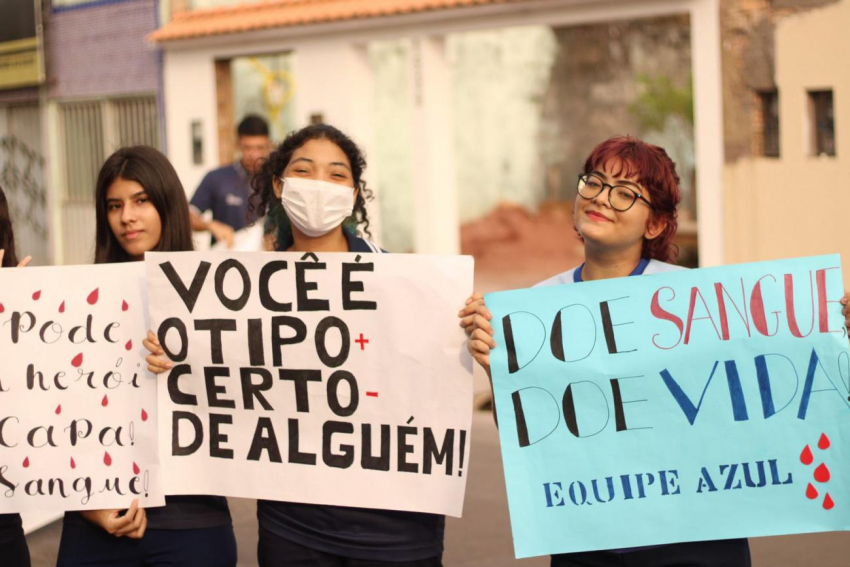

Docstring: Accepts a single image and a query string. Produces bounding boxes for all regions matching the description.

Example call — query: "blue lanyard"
[573,257,650,283]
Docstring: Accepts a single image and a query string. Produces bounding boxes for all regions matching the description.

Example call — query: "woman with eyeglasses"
[458,136,752,566]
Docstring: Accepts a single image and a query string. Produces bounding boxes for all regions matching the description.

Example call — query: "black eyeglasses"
[577,173,654,212]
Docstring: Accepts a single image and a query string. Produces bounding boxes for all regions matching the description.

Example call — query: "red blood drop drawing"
[0,303,4,313]
[122,300,129,312]
[125,340,133,351]
[59,301,65,313]
[32,290,41,300]
[815,463,831,483]
[806,483,819,499]
[71,353,83,367]
[101,394,109,407]
[818,433,831,450]
[55,404,62,415]
[22,457,29,468]
[103,452,112,466]
[823,494,835,510]
[87,288,99,305]
[800,445,813,465]
[70,457,76,469]
[141,408,148,422]
[133,462,140,475]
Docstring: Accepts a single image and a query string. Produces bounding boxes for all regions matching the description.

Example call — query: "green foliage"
[628,73,694,132]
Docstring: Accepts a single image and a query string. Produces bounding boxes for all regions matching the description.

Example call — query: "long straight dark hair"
[94,146,193,263]
[0,185,19,267]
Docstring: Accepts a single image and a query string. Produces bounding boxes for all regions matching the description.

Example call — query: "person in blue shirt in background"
[189,114,272,248]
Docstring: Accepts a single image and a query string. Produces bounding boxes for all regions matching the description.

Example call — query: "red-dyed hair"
[582,136,681,262]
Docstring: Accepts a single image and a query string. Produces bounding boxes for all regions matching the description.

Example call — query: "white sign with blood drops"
[0,263,165,513]
[146,251,474,517]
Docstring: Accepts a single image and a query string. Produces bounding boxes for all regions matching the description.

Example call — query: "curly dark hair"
[249,124,373,248]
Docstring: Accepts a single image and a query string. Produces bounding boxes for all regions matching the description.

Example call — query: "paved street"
[26,410,850,566]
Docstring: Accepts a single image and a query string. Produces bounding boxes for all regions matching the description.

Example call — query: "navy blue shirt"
[258,230,445,561]
[573,257,650,283]
[190,162,257,233]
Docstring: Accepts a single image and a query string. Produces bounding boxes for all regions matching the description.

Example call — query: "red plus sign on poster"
[355,333,370,350]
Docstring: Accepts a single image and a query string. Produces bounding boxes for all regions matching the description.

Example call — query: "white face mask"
[279,177,355,238]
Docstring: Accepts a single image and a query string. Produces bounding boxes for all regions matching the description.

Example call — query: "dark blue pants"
[257,527,442,567]
[0,530,31,567]
[551,539,751,567]
[57,521,237,567]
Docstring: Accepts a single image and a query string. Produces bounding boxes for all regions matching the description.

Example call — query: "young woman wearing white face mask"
[145,124,445,567]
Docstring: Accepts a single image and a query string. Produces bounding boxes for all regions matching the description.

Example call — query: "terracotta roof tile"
[149,0,524,42]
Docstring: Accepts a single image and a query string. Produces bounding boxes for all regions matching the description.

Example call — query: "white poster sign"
[0,263,164,513]
[146,251,474,517]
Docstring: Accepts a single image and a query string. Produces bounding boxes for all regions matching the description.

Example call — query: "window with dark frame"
[758,90,780,158]
[808,90,836,157]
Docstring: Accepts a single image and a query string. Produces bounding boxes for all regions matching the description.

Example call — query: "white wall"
[164,37,382,237]
[723,0,849,285]
[163,48,219,197]
[159,0,723,258]
[231,52,297,142]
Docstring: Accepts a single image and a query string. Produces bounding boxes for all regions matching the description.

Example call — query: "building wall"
[723,0,849,285]
[163,45,219,192]
[178,0,264,9]
[0,87,39,105]
[159,0,725,260]
[165,18,695,254]
[370,19,695,256]
[231,52,298,143]
[540,16,693,201]
[371,28,558,253]
[719,0,841,163]
[41,0,165,264]
[164,35,374,197]
[45,0,161,99]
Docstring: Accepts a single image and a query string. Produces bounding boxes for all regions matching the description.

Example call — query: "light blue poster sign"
[485,255,850,558]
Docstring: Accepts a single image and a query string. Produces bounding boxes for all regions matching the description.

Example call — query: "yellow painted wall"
[723,0,849,287]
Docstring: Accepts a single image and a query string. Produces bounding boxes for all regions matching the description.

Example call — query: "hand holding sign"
[0,249,32,268]
[458,292,495,370]
[486,255,850,558]
[79,499,147,539]
[146,251,474,516]
[143,331,171,374]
